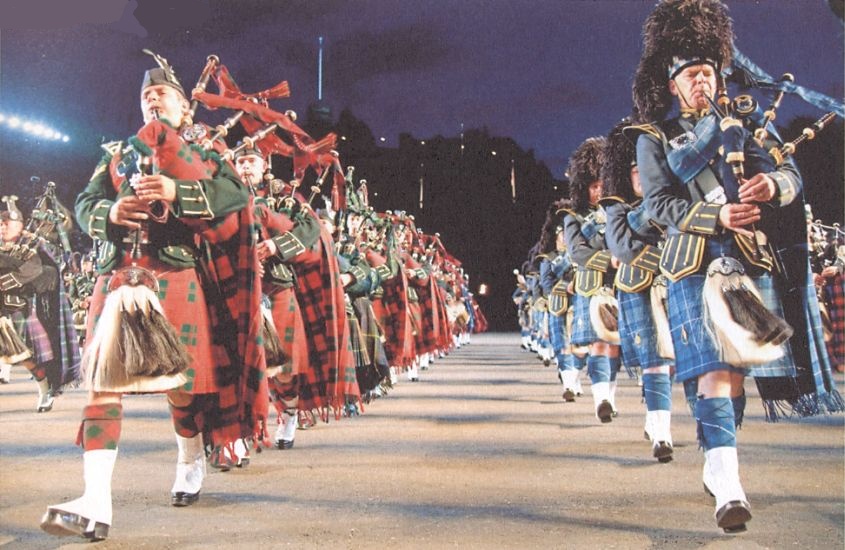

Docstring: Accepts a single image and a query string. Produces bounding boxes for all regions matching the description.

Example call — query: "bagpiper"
[561,137,623,423]
[601,118,675,461]
[632,0,841,532]
[41,53,265,540]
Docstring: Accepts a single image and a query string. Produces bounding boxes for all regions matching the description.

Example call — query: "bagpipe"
[1,183,74,364]
[83,128,193,385]
[1,183,73,263]
[808,218,844,271]
[698,65,841,367]
[189,56,339,183]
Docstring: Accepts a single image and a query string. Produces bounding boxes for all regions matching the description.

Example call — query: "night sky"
[1,0,842,176]
[1,1,843,329]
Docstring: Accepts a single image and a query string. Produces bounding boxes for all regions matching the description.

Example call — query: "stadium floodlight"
[1,112,70,143]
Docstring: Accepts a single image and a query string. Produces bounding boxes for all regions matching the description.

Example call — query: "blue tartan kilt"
[531,309,543,338]
[548,311,569,353]
[617,289,666,369]
[570,294,598,346]
[667,273,795,383]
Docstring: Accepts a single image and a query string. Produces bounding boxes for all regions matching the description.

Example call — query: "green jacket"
[76,138,248,273]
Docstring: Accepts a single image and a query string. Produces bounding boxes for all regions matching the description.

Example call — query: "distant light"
[2,112,70,143]
[553,185,558,190]
[340,135,347,141]
[420,140,426,145]
[373,192,379,197]
[478,283,489,296]
[379,137,386,142]
[491,150,497,156]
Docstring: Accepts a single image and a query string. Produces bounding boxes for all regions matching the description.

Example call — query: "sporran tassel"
[723,284,793,346]
[649,276,675,360]
[703,257,789,368]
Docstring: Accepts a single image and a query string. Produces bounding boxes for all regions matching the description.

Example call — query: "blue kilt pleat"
[570,294,598,346]
[548,312,569,353]
[617,289,666,369]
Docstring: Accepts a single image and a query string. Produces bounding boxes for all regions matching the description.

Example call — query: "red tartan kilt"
[401,307,415,363]
[824,273,845,363]
[267,286,306,378]
[371,297,389,338]
[86,256,216,394]
[370,296,408,365]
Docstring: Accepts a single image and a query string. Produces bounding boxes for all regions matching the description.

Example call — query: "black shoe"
[275,439,294,450]
[596,400,613,423]
[653,441,673,463]
[562,389,576,402]
[716,500,752,533]
[171,491,200,507]
[543,359,551,367]
[40,508,109,541]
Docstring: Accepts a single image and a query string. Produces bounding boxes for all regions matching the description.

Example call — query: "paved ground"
[1,332,842,549]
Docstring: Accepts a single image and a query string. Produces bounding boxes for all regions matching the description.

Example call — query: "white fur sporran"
[589,286,620,345]
[702,257,792,368]
[0,315,32,364]
[649,275,675,360]
[82,266,191,392]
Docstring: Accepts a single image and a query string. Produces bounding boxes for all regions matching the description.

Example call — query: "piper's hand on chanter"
[133,174,177,203]
[256,238,278,262]
[718,203,760,239]
[738,173,776,204]
[109,196,150,230]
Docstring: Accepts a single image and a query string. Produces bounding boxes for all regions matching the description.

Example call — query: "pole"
[419,163,424,210]
[317,36,324,102]
[510,158,516,203]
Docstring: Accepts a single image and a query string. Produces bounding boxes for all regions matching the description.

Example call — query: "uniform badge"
[180,123,207,143]
[668,130,697,150]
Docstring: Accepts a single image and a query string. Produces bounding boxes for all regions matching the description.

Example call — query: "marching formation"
[0,0,842,543]
[0,50,484,541]
[513,0,843,535]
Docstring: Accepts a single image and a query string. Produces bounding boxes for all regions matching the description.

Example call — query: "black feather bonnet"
[568,137,607,212]
[601,118,638,203]
[632,0,734,123]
